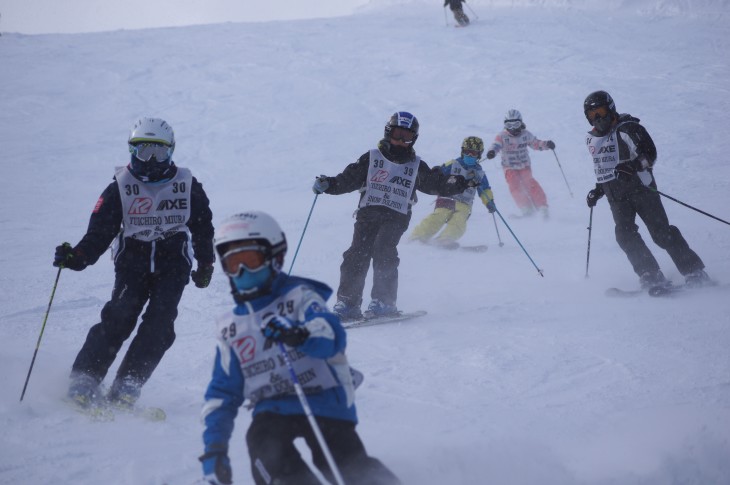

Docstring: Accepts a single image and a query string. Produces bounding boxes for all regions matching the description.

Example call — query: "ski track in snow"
[2,1,730,484]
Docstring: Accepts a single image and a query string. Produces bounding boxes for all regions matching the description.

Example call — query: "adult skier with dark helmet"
[583,91,711,289]
[312,111,476,321]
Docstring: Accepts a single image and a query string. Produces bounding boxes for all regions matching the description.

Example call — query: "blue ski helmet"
[384,111,419,145]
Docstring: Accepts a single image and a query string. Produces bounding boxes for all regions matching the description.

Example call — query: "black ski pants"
[246,412,400,485]
[604,180,704,277]
[71,264,189,389]
[337,207,410,308]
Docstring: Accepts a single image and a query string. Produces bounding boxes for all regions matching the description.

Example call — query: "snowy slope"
[1,2,730,484]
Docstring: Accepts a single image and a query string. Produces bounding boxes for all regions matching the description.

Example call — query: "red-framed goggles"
[586,106,611,123]
[132,142,173,162]
[462,149,481,158]
[221,245,268,276]
[390,126,417,143]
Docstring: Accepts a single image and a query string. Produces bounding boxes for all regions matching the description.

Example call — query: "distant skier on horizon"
[444,0,470,26]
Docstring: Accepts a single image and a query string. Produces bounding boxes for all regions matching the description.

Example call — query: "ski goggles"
[131,142,173,162]
[586,106,611,123]
[390,126,417,143]
[462,149,482,158]
[504,119,522,130]
[221,245,268,277]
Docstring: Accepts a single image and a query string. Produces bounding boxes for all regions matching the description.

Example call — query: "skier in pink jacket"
[486,109,555,218]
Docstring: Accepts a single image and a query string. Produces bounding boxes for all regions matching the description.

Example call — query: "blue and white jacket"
[436,157,494,209]
[201,273,356,451]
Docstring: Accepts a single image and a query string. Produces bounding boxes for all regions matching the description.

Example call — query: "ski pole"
[443,6,448,26]
[288,194,319,275]
[585,207,593,278]
[464,2,479,19]
[278,342,346,485]
[551,149,574,198]
[646,186,730,226]
[491,212,504,247]
[20,266,63,401]
[494,209,544,277]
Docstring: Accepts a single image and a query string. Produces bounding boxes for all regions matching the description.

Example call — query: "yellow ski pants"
[409,200,471,243]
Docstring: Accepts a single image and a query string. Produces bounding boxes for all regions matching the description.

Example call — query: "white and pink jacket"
[489,129,551,170]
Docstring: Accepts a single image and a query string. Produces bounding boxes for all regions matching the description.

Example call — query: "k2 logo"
[235,336,256,363]
[370,169,389,183]
[128,197,152,214]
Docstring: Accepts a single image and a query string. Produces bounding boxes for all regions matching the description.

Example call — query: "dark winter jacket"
[444,0,465,9]
[74,165,215,273]
[590,114,657,170]
[322,140,472,218]
[589,113,660,203]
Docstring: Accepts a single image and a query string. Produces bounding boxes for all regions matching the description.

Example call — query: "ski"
[648,284,680,297]
[649,281,726,298]
[342,310,427,330]
[64,397,115,422]
[426,241,487,252]
[459,244,488,253]
[111,404,167,422]
[605,287,644,298]
[65,396,166,422]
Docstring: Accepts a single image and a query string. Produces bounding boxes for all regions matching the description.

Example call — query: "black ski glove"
[486,150,496,160]
[586,185,604,208]
[200,444,232,485]
[261,314,310,349]
[312,175,330,194]
[191,264,214,288]
[614,159,642,182]
[546,140,555,150]
[53,242,88,271]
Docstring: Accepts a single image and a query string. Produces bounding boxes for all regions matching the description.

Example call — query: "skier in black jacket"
[53,117,215,409]
[583,91,711,289]
[444,0,469,26]
[312,111,475,320]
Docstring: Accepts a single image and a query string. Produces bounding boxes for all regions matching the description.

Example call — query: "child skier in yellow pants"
[410,136,496,248]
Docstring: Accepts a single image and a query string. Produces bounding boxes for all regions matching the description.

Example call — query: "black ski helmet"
[384,111,419,145]
[583,91,616,123]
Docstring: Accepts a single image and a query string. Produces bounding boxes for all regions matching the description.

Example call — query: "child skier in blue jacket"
[410,136,496,248]
[200,211,400,485]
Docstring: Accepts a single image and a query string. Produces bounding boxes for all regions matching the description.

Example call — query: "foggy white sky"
[0,0,370,34]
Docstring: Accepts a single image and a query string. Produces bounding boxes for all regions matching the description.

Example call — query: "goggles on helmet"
[221,245,268,277]
[131,142,173,162]
[586,106,611,123]
[390,126,417,144]
[504,120,522,131]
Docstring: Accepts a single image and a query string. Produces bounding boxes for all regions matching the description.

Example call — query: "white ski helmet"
[215,211,288,270]
[128,117,176,156]
[504,109,524,133]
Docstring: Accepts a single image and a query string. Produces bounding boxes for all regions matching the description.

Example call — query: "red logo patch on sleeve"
[93,196,104,213]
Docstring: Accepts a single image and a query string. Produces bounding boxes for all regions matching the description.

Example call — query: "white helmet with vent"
[215,212,287,261]
[504,109,524,134]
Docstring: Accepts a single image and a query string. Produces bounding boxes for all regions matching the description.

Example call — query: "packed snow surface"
[1,1,729,484]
